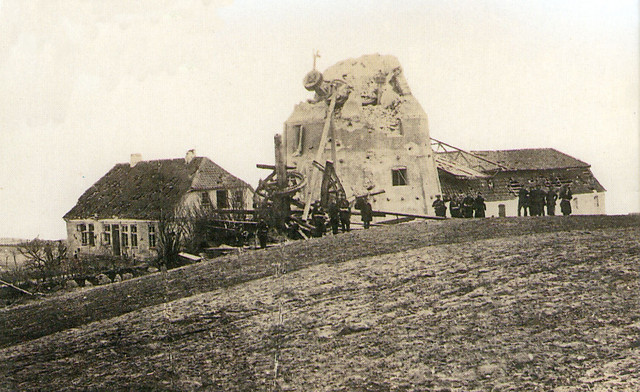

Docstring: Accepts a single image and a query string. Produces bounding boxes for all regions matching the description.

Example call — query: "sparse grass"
[0,215,638,391]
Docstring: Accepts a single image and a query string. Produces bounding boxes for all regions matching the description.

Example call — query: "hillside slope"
[1,215,637,349]
[1,216,639,391]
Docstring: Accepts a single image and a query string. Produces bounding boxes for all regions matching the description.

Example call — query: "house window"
[121,225,129,247]
[594,195,599,207]
[78,223,95,246]
[234,189,244,209]
[392,167,408,186]
[103,224,111,246]
[201,192,212,209]
[217,190,228,209]
[148,224,156,248]
[130,225,138,247]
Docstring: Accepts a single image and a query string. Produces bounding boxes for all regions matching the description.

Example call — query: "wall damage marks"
[284,54,442,216]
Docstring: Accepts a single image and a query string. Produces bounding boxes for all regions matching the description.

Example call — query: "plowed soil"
[1,215,638,391]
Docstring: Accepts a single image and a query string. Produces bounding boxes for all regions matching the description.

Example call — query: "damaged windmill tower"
[278,53,443,221]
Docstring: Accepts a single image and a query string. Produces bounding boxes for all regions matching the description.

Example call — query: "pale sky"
[0,0,638,239]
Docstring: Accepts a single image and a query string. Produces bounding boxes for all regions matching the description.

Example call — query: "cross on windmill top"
[312,50,321,70]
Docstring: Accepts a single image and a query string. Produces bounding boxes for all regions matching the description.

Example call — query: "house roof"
[436,148,590,172]
[439,167,606,202]
[64,157,252,220]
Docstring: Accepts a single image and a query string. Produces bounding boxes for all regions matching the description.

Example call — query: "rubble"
[290,54,424,134]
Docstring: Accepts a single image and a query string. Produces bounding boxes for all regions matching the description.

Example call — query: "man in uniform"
[338,198,351,232]
[311,201,326,237]
[361,199,373,229]
[529,186,543,216]
[256,219,269,249]
[546,186,558,216]
[518,186,530,217]
[432,195,447,218]
[449,194,461,218]
[473,192,486,218]
[462,193,475,218]
[327,201,340,235]
[559,184,573,216]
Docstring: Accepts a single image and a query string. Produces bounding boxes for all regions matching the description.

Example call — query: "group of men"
[310,198,360,237]
[518,184,573,216]
[432,183,574,218]
[433,193,486,218]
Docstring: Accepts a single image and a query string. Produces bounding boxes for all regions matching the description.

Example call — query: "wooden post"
[302,88,337,220]
[273,134,289,229]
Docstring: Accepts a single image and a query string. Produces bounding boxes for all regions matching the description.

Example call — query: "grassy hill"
[0,215,638,391]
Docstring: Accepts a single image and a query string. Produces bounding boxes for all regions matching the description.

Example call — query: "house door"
[112,225,121,256]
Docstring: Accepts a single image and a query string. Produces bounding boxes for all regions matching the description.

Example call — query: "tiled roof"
[439,167,606,202]
[437,148,590,171]
[64,157,251,220]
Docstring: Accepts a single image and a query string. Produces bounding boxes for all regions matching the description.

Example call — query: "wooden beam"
[0,278,41,297]
[210,209,256,215]
[377,217,416,225]
[373,210,446,220]
[256,164,296,170]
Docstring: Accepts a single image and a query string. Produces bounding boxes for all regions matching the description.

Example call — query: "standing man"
[518,186,530,217]
[327,201,340,235]
[539,186,548,216]
[529,186,542,216]
[256,219,269,249]
[338,198,351,232]
[559,184,573,216]
[473,192,486,218]
[449,195,461,218]
[361,199,373,229]
[462,193,475,218]
[311,201,326,237]
[432,195,447,218]
[546,186,558,216]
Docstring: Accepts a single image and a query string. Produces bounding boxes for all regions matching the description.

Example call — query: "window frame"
[148,223,157,248]
[391,167,408,186]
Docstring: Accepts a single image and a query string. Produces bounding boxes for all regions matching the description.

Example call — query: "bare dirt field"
[0,215,638,391]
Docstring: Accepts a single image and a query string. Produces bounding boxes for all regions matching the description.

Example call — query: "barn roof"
[64,157,251,220]
[439,167,606,202]
[437,148,590,172]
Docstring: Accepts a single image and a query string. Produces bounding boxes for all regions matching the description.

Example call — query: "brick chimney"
[130,153,142,167]
[185,149,196,164]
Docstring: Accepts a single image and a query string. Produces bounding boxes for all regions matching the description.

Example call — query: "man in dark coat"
[327,201,340,235]
[546,187,558,216]
[361,200,373,229]
[518,186,530,217]
[311,202,326,237]
[462,193,475,218]
[473,193,486,218]
[559,185,573,216]
[449,195,461,218]
[529,186,544,216]
[256,219,269,249]
[432,195,447,218]
[338,198,351,232]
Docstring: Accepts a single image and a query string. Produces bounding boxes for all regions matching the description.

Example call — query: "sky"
[0,0,638,240]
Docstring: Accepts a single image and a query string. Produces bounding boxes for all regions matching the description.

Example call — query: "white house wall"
[481,191,606,217]
[66,219,159,260]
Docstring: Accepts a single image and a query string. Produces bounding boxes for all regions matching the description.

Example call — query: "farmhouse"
[63,150,254,260]
[435,147,606,216]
